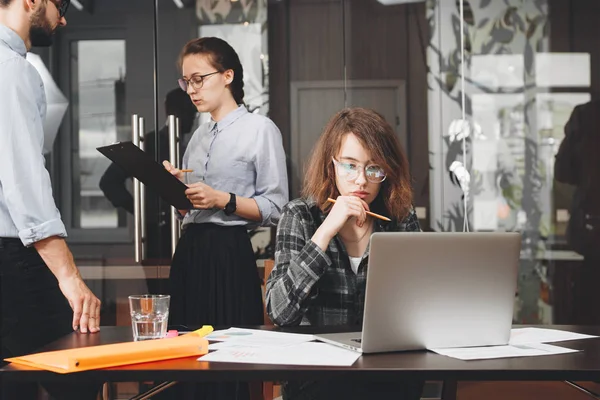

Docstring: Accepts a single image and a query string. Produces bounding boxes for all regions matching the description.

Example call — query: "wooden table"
[3,325,600,400]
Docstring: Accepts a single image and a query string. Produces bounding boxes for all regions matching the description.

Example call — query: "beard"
[29,6,56,47]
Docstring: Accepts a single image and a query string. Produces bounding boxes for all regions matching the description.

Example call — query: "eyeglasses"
[50,0,70,18]
[178,71,221,92]
[332,158,386,183]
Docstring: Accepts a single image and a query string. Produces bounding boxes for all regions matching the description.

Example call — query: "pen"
[181,169,193,173]
[326,198,391,222]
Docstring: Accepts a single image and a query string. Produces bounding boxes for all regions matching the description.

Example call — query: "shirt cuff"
[18,218,67,247]
[254,196,275,227]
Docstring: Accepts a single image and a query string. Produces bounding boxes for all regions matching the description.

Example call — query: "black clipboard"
[97,141,193,210]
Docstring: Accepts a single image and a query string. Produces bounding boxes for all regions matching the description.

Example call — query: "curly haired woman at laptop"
[266,107,423,400]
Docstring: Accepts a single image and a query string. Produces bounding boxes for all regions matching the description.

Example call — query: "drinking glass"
[128,294,170,341]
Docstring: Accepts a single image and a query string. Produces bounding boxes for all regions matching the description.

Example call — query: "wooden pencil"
[326,198,391,222]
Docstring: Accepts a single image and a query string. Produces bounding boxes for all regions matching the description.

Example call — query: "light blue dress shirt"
[0,24,67,246]
[181,105,288,228]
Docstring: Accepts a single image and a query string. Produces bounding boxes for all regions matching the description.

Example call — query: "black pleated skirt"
[165,223,264,400]
[169,223,264,327]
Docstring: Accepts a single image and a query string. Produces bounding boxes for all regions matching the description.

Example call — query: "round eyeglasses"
[51,0,70,18]
[178,71,221,92]
[332,158,387,183]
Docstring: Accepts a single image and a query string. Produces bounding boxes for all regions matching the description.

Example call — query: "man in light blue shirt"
[0,1,100,399]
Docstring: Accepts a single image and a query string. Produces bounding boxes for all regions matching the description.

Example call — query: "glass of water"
[128,294,170,341]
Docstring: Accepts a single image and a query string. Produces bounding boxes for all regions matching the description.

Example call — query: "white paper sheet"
[509,328,598,345]
[199,342,361,366]
[431,343,578,361]
[205,328,314,348]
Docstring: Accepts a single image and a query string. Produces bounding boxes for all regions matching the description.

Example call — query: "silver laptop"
[315,232,520,353]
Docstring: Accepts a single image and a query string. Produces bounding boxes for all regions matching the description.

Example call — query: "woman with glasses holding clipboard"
[162,37,288,400]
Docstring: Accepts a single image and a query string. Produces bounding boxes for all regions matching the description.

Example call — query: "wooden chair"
[260,259,281,400]
[250,259,279,400]
[255,259,281,400]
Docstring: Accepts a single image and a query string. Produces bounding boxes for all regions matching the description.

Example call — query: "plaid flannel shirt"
[266,198,421,327]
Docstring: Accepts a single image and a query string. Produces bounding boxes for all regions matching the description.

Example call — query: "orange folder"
[5,327,212,374]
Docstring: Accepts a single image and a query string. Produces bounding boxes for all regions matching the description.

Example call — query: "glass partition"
[72,39,126,230]
[427,0,596,324]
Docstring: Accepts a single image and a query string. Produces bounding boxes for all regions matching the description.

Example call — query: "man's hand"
[58,275,101,333]
[33,236,101,333]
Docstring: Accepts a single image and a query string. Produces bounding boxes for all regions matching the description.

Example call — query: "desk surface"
[2,325,600,383]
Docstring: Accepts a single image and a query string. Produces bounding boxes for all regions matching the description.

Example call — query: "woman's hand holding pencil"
[326,198,390,222]
[311,196,389,251]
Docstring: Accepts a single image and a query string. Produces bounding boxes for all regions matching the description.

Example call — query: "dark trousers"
[0,237,101,400]
[572,256,600,325]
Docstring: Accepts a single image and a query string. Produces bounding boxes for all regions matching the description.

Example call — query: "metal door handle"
[168,115,181,256]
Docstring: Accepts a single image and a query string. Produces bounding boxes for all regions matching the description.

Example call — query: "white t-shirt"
[349,256,362,275]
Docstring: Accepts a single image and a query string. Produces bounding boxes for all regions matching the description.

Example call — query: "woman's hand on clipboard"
[163,160,190,215]
[162,160,184,182]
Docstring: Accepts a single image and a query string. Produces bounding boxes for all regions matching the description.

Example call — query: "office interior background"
[29,0,597,336]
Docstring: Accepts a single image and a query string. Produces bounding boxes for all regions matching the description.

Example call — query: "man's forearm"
[33,236,80,281]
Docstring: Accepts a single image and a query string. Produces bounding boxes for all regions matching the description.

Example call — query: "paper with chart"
[431,343,578,361]
[200,341,361,366]
[205,328,314,350]
[509,327,597,345]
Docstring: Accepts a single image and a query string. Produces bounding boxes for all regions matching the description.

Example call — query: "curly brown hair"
[302,107,413,221]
